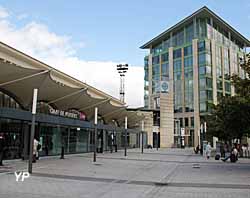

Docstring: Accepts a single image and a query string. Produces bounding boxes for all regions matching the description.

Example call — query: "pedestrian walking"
[242,144,247,158]
[33,138,39,163]
[205,142,211,159]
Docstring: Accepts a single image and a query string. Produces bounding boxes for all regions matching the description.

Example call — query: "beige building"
[140,6,250,148]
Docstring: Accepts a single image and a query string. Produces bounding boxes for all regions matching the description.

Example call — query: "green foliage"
[207,53,250,141]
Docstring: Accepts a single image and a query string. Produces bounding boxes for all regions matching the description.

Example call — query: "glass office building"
[141,6,250,147]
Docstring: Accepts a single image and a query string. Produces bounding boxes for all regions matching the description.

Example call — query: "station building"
[0,42,143,160]
[141,6,250,148]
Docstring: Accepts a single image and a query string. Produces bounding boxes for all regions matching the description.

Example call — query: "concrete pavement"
[0,148,250,198]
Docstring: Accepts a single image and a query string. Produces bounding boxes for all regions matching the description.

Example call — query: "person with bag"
[33,138,39,163]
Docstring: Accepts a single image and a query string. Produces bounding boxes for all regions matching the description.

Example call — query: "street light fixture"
[116,64,128,103]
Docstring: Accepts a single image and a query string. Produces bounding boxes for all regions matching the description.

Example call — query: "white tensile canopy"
[0,55,143,128]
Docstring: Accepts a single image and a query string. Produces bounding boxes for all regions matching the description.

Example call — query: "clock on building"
[161,81,169,93]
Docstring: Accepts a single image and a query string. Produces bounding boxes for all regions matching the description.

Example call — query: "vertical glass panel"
[185,23,194,43]
[76,129,89,153]
[173,48,182,59]
[161,53,169,62]
[198,41,205,52]
[152,55,160,65]
[184,45,193,56]
[199,78,206,90]
[174,59,182,71]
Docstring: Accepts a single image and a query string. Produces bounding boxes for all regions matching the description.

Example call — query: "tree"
[207,52,250,142]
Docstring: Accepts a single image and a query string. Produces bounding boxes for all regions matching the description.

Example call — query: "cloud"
[17,13,28,20]
[0,6,9,18]
[0,6,144,107]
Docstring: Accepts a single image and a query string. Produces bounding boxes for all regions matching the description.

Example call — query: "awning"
[0,57,144,128]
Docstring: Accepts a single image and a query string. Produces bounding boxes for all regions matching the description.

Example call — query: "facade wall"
[143,15,248,147]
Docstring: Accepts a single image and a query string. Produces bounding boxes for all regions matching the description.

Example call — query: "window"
[174,72,181,80]
[152,43,162,54]
[163,38,171,50]
[174,59,182,71]
[161,63,169,79]
[152,80,160,93]
[185,118,189,127]
[184,56,193,68]
[225,82,231,93]
[206,66,212,75]
[198,53,206,65]
[184,70,193,79]
[184,45,193,56]
[207,90,213,100]
[173,48,182,59]
[152,65,160,83]
[198,41,205,52]
[186,23,194,43]
[154,97,160,109]
[206,78,212,88]
[161,53,169,62]
[179,118,183,127]
[200,90,206,101]
[217,80,223,90]
[173,30,184,47]
[199,78,206,90]
[200,102,207,112]
[199,67,205,75]
[191,117,194,127]
[152,55,160,65]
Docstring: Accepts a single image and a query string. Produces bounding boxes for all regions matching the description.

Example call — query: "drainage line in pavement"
[31,172,250,190]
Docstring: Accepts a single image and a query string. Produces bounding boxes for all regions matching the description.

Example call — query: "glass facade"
[0,89,140,159]
[144,13,248,147]
[174,54,182,113]
[198,40,213,113]
[144,57,149,108]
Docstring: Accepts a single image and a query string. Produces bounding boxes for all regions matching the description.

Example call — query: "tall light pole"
[117,64,128,103]
[93,107,98,162]
[141,120,144,154]
[124,116,127,156]
[28,88,38,174]
[174,119,180,148]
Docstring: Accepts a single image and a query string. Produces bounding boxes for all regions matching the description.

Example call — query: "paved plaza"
[0,148,250,198]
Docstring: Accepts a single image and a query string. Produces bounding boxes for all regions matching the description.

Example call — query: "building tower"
[140,6,250,148]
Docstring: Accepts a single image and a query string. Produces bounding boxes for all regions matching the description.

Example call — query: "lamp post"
[174,119,181,148]
[28,88,38,174]
[141,120,144,154]
[124,116,127,156]
[93,107,98,162]
[116,64,128,103]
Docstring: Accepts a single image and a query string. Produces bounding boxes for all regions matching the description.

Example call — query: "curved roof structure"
[0,41,144,128]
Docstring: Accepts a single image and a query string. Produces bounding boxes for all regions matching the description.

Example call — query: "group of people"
[194,142,250,163]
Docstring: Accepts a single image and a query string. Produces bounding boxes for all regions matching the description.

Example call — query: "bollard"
[0,154,3,166]
[60,146,64,159]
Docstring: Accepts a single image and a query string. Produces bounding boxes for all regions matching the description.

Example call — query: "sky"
[0,0,249,107]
